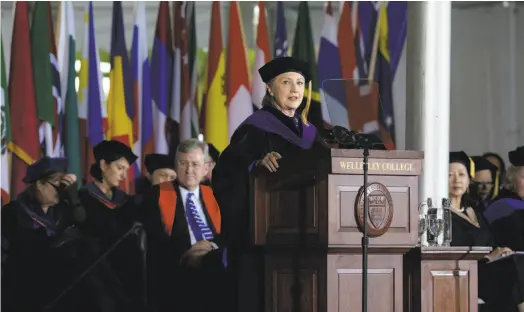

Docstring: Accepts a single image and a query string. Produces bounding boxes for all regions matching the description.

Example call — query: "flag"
[131,1,153,174]
[169,2,181,153]
[292,1,323,129]
[78,2,106,181]
[8,2,40,198]
[374,2,395,149]
[252,1,271,110]
[226,1,252,138]
[317,1,344,127]
[57,1,82,188]
[108,1,136,193]
[187,2,199,138]
[274,1,288,57]
[203,2,228,151]
[179,2,192,141]
[31,2,63,158]
[151,1,173,154]
[1,36,11,205]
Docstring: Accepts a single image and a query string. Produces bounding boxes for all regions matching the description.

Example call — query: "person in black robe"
[484,146,524,311]
[212,56,328,312]
[78,140,146,311]
[1,157,123,312]
[484,152,507,193]
[201,143,220,186]
[449,151,523,312]
[134,153,177,204]
[471,156,500,212]
[139,139,228,312]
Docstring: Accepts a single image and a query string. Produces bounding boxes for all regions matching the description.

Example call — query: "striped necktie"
[185,192,214,241]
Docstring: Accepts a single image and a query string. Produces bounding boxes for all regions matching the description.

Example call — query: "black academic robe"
[212,105,326,250]
[486,189,524,251]
[78,183,146,311]
[139,181,228,312]
[1,197,127,312]
[451,208,523,311]
[211,105,327,312]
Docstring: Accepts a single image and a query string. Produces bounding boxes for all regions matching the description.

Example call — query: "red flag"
[8,2,40,197]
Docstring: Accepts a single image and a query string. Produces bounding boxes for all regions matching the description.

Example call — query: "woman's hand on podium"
[257,152,282,173]
[485,246,514,261]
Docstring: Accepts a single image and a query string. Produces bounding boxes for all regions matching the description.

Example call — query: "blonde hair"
[503,165,524,192]
[264,80,312,125]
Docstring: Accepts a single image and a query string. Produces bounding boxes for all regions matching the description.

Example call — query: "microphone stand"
[43,222,147,311]
[361,145,370,312]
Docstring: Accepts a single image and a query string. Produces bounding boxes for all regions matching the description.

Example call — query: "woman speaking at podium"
[212,57,326,310]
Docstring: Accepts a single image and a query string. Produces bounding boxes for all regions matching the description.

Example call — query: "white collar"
[178,185,200,200]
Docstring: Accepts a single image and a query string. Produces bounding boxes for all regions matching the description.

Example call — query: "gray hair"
[175,138,210,162]
[504,165,523,193]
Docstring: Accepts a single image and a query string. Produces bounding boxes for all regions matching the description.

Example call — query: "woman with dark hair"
[78,140,145,310]
[448,151,523,312]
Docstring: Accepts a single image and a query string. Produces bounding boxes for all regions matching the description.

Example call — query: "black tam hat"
[258,57,311,83]
[93,140,138,165]
[144,153,175,174]
[449,151,475,178]
[509,146,524,166]
[23,156,68,184]
[207,143,220,163]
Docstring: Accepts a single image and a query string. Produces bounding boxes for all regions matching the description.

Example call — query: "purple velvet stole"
[240,110,318,150]
[484,198,524,224]
[20,202,57,236]
[85,182,127,208]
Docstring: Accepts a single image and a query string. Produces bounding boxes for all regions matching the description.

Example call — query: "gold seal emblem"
[354,182,394,238]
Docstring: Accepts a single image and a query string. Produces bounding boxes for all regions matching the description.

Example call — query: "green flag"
[1,36,12,204]
[292,1,323,129]
[57,1,82,188]
[31,2,55,156]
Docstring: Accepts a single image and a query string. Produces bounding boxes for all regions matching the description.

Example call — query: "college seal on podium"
[354,182,394,237]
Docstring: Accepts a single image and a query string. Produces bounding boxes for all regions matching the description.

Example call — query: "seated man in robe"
[140,139,228,312]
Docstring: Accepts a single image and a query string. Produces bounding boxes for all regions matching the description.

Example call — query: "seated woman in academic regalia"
[139,139,228,312]
[448,151,523,312]
[1,157,125,311]
[78,140,146,310]
[484,146,524,312]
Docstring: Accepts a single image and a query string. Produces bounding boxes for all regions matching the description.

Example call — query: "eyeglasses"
[177,161,204,169]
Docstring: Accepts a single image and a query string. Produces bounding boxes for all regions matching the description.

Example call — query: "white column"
[506,2,519,153]
[406,1,451,246]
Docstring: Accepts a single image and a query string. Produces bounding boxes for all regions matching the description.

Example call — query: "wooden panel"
[328,174,419,246]
[265,254,326,312]
[327,254,404,312]
[420,260,478,312]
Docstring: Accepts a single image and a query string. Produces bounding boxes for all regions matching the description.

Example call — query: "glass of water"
[418,213,427,247]
[427,209,444,246]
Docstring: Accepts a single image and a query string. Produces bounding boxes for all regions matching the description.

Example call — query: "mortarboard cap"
[472,156,498,173]
[258,57,311,83]
[23,156,68,184]
[449,151,475,178]
[207,143,220,163]
[508,146,524,167]
[93,140,138,165]
[144,153,175,175]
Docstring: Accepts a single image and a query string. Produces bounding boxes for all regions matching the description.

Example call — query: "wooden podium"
[249,147,490,312]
